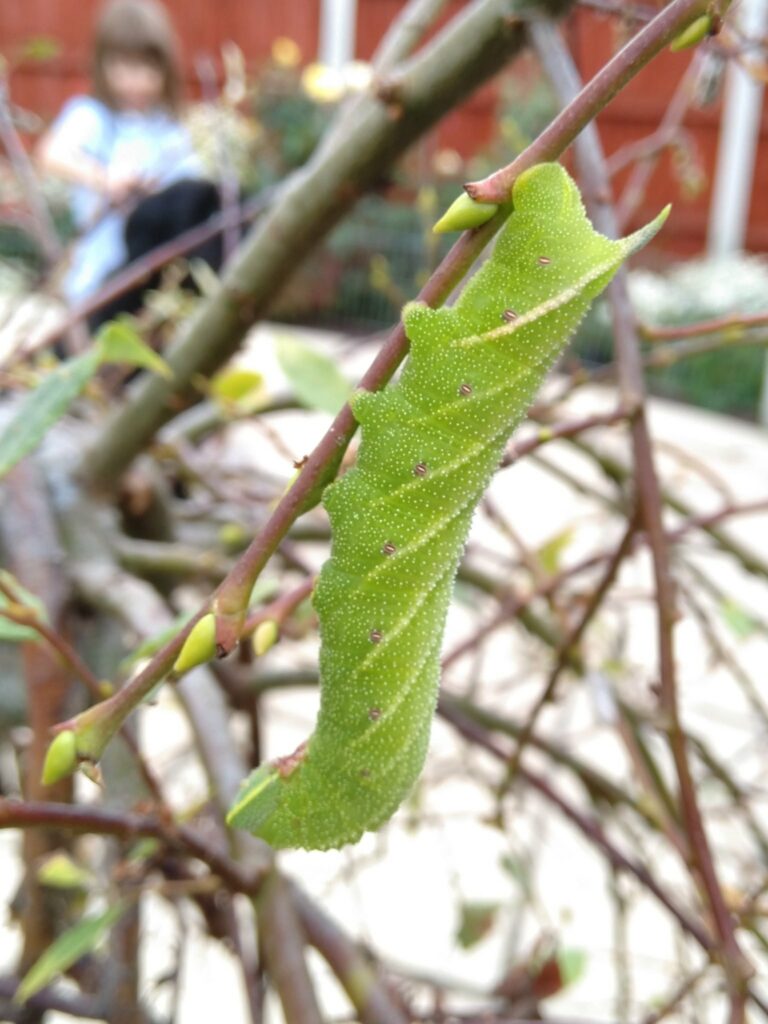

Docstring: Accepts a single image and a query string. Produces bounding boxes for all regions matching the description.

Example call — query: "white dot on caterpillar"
[413,462,428,477]
[382,541,396,556]
[538,256,552,266]
[369,629,383,644]
[502,309,518,322]
[458,383,473,396]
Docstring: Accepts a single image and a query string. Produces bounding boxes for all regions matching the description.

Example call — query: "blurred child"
[37,0,221,330]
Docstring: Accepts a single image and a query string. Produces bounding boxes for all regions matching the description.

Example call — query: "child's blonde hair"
[92,0,183,111]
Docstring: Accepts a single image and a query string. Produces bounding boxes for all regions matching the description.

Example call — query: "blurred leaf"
[0,348,102,479]
[19,36,60,62]
[500,852,532,894]
[218,522,249,551]
[416,185,438,219]
[557,947,587,987]
[97,320,172,379]
[719,597,758,640]
[127,838,161,863]
[248,577,281,607]
[119,612,193,672]
[275,334,350,414]
[37,852,93,891]
[15,902,126,1004]
[0,570,48,642]
[452,580,478,608]
[187,258,220,297]
[456,901,499,949]
[369,254,392,292]
[536,526,575,576]
[210,367,265,410]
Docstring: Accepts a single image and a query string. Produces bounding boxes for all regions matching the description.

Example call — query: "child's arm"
[36,97,151,206]
[37,132,146,205]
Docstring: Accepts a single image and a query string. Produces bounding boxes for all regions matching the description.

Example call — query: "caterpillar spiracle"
[228,163,668,850]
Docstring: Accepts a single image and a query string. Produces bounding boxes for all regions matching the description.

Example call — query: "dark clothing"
[87,178,222,332]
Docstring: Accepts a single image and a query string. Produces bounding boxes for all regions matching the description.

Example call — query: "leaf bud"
[433,192,498,233]
[172,613,217,675]
[255,619,279,657]
[41,730,77,786]
[670,15,712,52]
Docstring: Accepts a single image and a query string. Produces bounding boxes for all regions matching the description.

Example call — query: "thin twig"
[533,14,752,1005]
[506,503,641,774]
[295,888,410,1024]
[466,0,718,203]
[438,700,716,952]
[257,870,324,1024]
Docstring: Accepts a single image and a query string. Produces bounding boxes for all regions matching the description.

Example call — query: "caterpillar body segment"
[227,163,669,850]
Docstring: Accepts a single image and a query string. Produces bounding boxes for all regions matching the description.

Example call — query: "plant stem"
[466,0,728,204]
[533,13,752,1003]
[295,888,410,1024]
[256,871,324,1024]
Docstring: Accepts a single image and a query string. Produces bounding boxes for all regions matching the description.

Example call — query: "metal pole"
[319,0,359,70]
[707,0,768,421]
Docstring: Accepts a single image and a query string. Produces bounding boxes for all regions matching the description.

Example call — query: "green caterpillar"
[228,163,668,850]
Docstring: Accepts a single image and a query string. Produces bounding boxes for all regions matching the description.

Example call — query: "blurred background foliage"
[2,34,767,420]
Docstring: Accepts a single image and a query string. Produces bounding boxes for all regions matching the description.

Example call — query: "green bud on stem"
[172,613,217,675]
[670,15,712,51]
[41,730,77,786]
[254,619,279,656]
[433,192,498,233]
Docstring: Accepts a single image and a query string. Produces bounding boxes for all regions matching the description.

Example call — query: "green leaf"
[0,570,48,643]
[248,577,281,607]
[97,320,173,379]
[500,852,532,894]
[0,348,101,479]
[455,901,499,949]
[119,612,194,673]
[536,526,575,575]
[557,947,587,987]
[719,598,758,640]
[37,852,93,891]
[275,333,350,414]
[126,838,161,863]
[210,367,265,409]
[15,902,126,1004]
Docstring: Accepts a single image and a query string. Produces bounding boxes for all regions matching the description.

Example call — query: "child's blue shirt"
[50,95,204,303]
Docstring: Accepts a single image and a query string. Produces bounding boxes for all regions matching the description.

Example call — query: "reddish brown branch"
[0,798,268,898]
[295,888,410,1024]
[533,12,752,1005]
[438,699,716,953]
[506,504,641,773]
[257,870,323,1024]
[640,309,768,342]
[500,402,635,466]
[465,0,716,204]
